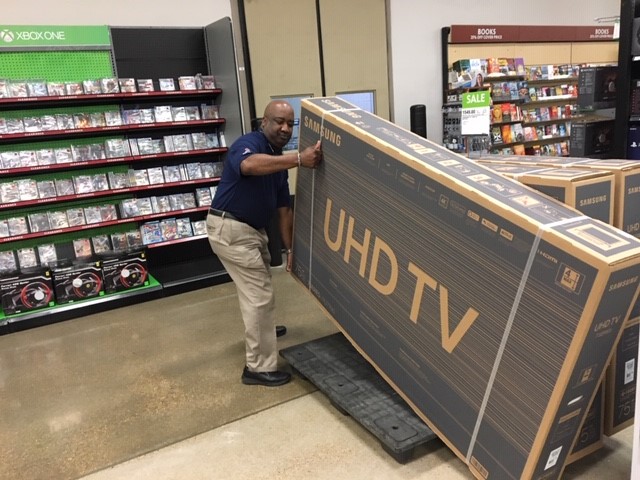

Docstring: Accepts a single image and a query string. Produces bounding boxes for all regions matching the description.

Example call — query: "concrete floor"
[0,267,635,479]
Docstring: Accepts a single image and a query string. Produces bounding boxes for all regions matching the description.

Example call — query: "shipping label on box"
[294,97,640,480]
[605,318,639,435]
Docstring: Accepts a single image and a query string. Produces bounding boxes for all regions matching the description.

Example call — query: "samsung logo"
[303,115,342,146]
[609,276,639,291]
[578,195,607,206]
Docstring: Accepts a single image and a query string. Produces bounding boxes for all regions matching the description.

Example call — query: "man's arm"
[241,141,322,176]
[277,206,294,272]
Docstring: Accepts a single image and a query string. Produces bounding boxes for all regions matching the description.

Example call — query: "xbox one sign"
[0,29,66,43]
[0,25,110,48]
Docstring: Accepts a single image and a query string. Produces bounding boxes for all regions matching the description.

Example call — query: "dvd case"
[104,110,123,126]
[19,150,38,167]
[137,79,154,92]
[91,234,112,253]
[54,178,75,196]
[7,216,29,236]
[55,113,75,131]
[82,79,102,95]
[159,78,175,91]
[141,222,164,244]
[17,247,38,269]
[176,217,193,237]
[2,152,21,169]
[119,78,137,93]
[17,178,39,201]
[0,250,17,273]
[0,219,8,238]
[147,167,165,185]
[26,81,47,97]
[37,244,58,267]
[192,220,207,236]
[178,76,197,90]
[36,180,57,199]
[65,82,84,96]
[100,78,120,94]
[0,181,20,203]
[120,199,140,218]
[110,232,127,251]
[73,238,93,258]
[83,206,103,224]
[27,212,51,233]
[195,187,212,207]
[160,218,179,240]
[65,208,86,226]
[126,229,143,248]
[107,171,130,190]
[48,210,70,229]
[47,82,65,96]
[100,204,118,222]
[36,149,56,165]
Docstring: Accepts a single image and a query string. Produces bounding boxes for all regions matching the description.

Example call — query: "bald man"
[207,100,322,386]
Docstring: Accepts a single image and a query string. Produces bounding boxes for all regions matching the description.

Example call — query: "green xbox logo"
[0,29,15,43]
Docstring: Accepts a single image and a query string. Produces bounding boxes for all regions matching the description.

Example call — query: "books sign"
[461,90,490,135]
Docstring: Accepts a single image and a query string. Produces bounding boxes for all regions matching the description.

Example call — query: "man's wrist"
[297,152,301,167]
[286,248,292,255]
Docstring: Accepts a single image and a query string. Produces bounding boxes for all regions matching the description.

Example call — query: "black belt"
[209,208,242,222]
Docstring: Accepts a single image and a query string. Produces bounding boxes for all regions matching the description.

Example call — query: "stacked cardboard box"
[293,97,640,479]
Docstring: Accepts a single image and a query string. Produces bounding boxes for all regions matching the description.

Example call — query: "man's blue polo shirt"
[211,130,291,230]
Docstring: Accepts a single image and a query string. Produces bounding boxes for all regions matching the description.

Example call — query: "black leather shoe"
[276,325,287,337]
[241,366,291,386]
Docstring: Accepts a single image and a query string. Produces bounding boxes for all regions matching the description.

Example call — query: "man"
[207,100,322,387]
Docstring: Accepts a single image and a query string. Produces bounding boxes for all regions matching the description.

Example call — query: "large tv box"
[0,268,54,315]
[293,97,640,480]
[577,65,617,110]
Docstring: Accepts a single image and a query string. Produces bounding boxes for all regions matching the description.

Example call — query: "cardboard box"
[294,97,640,480]
[0,268,54,315]
[101,250,149,294]
[476,162,614,224]
[604,317,639,435]
[567,383,604,464]
[52,261,104,304]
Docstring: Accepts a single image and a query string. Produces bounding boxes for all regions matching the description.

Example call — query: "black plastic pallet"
[280,332,437,463]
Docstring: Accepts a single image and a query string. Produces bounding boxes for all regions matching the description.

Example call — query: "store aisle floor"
[0,266,634,479]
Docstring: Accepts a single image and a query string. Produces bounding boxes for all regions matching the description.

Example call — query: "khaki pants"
[206,213,278,372]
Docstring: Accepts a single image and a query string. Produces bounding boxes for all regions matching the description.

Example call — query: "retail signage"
[461,90,490,135]
[0,25,110,48]
[450,25,615,44]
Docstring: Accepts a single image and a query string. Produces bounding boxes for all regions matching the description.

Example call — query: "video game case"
[17,247,38,269]
[159,218,179,241]
[154,105,173,123]
[197,74,216,90]
[136,197,153,216]
[89,112,107,128]
[107,171,130,190]
[185,163,204,180]
[191,132,209,150]
[137,79,154,92]
[73,175,95,194]
[122,109,142,125]
[0,250,17,273]
[65,81,84,96]
[119,78,137,93]
[191,220,207,236]
[83,206,103,224]
[178,76,197,90]
[65,208,86,227]
[55,113,75,131]
[0,219,8,238]
[171,107,187,122]
[36,180,57,199]
[163,136,175,153]
[91,234,112,254]
[184,106,200,121]
[126,229,144,248]
[200,163,216,178]
[40,115,58,132]
[105,138,130,158]
[110,232,128,251]
[2,152,21,169]
[172,134,193,152]
[200,104,219,119]
[195,187,212,207]
[140,221,164,245]
[139,109,155,124]
[0,181,20,203]
[104,110,123,127]
[27,212,51,233]
[168,194,185,211]
[47,82,65,96]
[17,178,39,201]
[26,80,48,97]
[0,79,8,98]
[136,137,155,155]
[100,78,119,94]
[205,133,220,148]
[23,116,42,133]
[130,169,150,186]
[73,237,93,259]
[7,216,29,237]
[182,192,197,210]
[92,173,109,192]
[162,165,183,183]
[120,198,140,218]
[82,79,102,95]
[73,113,91,129]
[155,195,171,213]
[100,204,118,222]
[37,244,58,267]
[9,81,28,98]
[48,210,70,230]
[54,178,75,196]
[176,217,193,237]
[147,167,165,185]
[6,118,25,134]
[159,78,175,91]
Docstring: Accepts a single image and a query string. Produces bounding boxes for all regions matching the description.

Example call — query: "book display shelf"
[0,21,242,333]
[441,24,618,157]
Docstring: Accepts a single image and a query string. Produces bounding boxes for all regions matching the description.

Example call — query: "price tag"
[461,90,491,135]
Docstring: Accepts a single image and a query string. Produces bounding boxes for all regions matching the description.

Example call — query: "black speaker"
[410,104,427,138]
[632,18,640,56]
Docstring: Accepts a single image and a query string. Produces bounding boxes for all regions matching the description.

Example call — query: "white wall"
[388,0,621,140]
[1,0,622,144]
[1,0,231,26]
